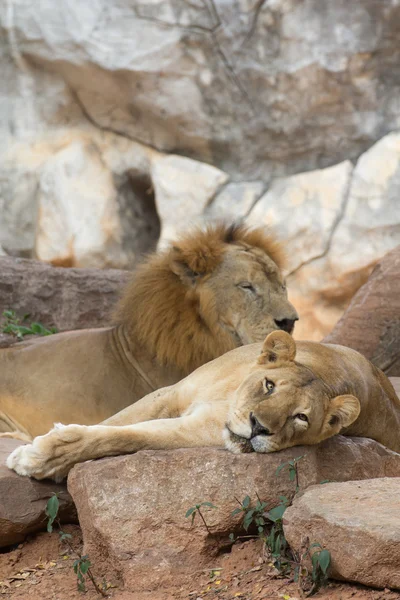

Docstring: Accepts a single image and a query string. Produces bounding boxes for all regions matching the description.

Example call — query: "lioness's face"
[205,245,298,344]
[224,331,361,454]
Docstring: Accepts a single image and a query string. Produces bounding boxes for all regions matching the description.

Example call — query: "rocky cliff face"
[1,0,400,339]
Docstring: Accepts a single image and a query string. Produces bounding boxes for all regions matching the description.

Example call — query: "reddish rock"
[68,436,400,591]
[284,478,400,590]
[325,245,400,376]
[0,439,76,547]
[0,257,130,345]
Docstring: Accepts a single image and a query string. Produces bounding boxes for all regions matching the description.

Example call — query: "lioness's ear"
[258,330,296,366]
[323,395,361,434]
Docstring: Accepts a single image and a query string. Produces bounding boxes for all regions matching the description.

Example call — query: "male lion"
[8,330,400,482]
[0,224,298,441]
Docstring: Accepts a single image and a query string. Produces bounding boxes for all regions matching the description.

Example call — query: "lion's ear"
[258,331,296,366]
[323,395,361,433]
[169,247,201,285]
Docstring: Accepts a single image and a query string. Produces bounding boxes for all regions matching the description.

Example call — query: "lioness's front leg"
[7,412,224,482]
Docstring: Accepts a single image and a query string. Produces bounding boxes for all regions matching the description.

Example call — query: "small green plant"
[45,494,107,596]
[275,454,305,494]
[309,543,331,591]
[185,501,217,534]
[227,455,331,597]
[232,495,265,532]
[1,309,57,340]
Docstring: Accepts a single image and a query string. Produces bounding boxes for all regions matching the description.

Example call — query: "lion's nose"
[250,412,270,437]
[274,317,298,333]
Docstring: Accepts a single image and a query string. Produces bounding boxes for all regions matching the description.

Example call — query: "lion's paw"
[6,424,87,482]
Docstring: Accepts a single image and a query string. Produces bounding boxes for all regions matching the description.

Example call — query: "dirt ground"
[0,526,399,600]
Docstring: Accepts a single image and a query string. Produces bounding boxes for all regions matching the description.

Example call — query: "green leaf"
[30,323,44,334]
[45,495,59,532]
[318,549,331,574]
[60,532,72,541]
[319,479,331,484]
[80,560,91,574]
[275,462,288,476]
[185,507,196,518]
[242,495,250,509]
[294,455,305,462]
[46,495,59,519]
[257,525,264,533]
[289,467,296,481]
[279,495,288,504]
[309,542,322,550]
[201,502,216,509]
[231,507,242,516]
[229,533,235,541]
[268,504,287,522]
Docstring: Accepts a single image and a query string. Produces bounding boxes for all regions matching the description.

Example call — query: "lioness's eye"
[263,379,275,394]
[238,282,255,293]
[295,413,308,422]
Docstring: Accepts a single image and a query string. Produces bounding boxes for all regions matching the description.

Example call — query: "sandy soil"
[0,527,399,600]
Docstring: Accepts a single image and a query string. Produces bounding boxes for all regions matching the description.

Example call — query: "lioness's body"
[8,332,400,482]
[0,225,298,441]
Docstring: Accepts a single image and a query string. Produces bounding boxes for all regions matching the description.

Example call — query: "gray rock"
[3,0,400,179]
[0,439,76,547]
[284,478,400,590]
[0,256,130,335]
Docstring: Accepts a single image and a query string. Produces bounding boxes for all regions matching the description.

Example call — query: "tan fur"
[8,331,400,482]
[0,223,297,439]
[114,223,286,373]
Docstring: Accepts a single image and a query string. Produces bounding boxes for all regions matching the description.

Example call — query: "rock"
[68,436,400,590]
[2,2,400,337]
[253,134,400,341]
[36,139,129,269]
[246,161,353,274]
[284,478,400,590]
[0,439,76,547]
[2,130,160,269]
[391,378,400,398]
[205,182,265,222]
[3,0,400,180]
[151,154,228,245]
[0,256,130,335]
[325,246,400,376]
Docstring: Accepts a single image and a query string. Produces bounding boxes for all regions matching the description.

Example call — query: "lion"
[8,330,400,482]
[0,223,298,441]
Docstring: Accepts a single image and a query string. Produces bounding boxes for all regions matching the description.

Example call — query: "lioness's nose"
[250,412,270,437]
[274,317,298,333]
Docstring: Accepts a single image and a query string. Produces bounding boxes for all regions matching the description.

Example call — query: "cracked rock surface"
[67,436,400,591]
[1,1,400,339]
[284,478,400,590]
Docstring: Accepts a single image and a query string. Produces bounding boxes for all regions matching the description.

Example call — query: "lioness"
[8,330,400,482]
[0,224,298,441]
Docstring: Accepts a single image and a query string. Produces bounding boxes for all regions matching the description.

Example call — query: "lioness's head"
[224,331,361,453]
[116,223,298,373]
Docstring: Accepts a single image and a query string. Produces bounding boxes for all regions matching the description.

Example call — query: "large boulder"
[2,0,400,180]
[247,135,400,340]
[0,257,130,339]
[68,436,400,591]
[2,2,400,340]
[284,478,400,590]
[0,439,76,547]
[325,246,400,376]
